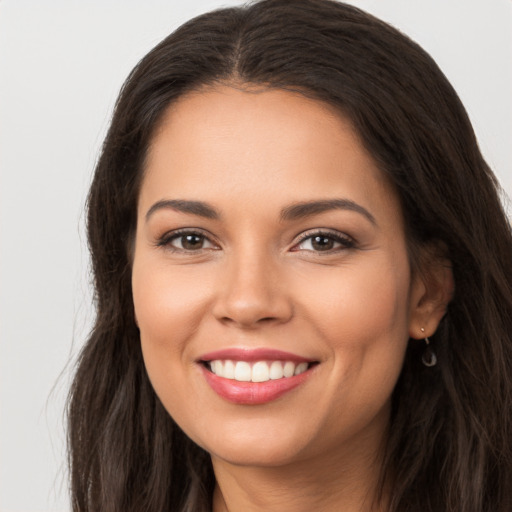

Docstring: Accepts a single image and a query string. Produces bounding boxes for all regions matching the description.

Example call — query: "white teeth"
[283,361,295,378]
[269,360,284,380]
[294,362,308,375]
[223,359,235,379]
[251,361,270,382]
[208,359,311,382]
[211,360,223,375]
[234,361,252,381]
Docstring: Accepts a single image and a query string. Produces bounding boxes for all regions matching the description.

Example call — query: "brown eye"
[180,234,205,250]
[311,235,335,251]
[162,231,217,251]
[294,231,355,252]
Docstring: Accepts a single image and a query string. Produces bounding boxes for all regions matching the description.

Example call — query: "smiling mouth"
[200,359,319,405]
[198,348,319,404]
[203,359,317,383]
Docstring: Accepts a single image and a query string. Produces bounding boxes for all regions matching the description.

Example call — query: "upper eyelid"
[160,227,215,239]
[294,228,354,242]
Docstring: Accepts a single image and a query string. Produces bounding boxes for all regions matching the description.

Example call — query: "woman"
[67,0,512,510]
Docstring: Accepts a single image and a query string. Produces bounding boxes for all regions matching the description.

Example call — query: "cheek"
[291,257,412,445]
[131,254,215,399]
[302,254,412,393]
[305,255,410,338]
[132,257,217,430]
[133,258,211,346]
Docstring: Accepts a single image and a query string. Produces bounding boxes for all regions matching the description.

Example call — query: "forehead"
[141,85,399,223]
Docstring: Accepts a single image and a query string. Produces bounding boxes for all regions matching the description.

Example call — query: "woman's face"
[132,85,427,468]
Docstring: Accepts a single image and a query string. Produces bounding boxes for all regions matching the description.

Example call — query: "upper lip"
[198,347,315,363]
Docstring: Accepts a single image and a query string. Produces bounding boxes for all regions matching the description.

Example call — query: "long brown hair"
[68,1,512,510]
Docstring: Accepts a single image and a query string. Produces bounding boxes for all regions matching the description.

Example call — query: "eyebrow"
[145,199,219,221]
[280,199,376,225]
[145,197,376,225]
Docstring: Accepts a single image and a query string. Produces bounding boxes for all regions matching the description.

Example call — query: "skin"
[132,85,452,511]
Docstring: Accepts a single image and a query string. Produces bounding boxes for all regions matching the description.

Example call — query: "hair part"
[68,1,512,510]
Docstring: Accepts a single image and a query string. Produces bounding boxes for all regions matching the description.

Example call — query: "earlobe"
[409,254,454,339]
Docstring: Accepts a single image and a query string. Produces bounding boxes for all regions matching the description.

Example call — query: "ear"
[408,246,454,339]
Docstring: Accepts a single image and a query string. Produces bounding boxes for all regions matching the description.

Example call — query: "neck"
[211,434,389,512]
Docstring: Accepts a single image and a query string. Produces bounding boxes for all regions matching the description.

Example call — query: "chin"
[187,414,319,468]
[209,439,307,468]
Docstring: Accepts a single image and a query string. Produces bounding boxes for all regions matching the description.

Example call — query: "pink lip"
[197,348,317,405]
[200,365,314,405]
[198,347,311,363]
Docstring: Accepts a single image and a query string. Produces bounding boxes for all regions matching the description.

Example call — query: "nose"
[212,251,294,329]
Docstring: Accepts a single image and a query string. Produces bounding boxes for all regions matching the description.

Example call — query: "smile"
[208,360,310,382]
[198,348,318,405]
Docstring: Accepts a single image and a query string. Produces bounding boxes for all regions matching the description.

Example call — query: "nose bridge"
[213,240,292,327]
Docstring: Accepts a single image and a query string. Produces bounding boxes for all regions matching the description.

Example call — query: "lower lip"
[201,365,313,405]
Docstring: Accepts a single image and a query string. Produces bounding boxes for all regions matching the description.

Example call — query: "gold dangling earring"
[420,327,437,367]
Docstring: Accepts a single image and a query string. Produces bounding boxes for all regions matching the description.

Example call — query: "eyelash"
[291,229,356,253]
[156,228,355,254]
[156,228,218,252]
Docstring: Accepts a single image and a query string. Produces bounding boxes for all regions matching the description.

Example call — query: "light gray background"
[1,1,511,511]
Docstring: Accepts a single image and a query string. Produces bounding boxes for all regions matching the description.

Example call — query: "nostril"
[212,282,294,328]
[217,314,285,328]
